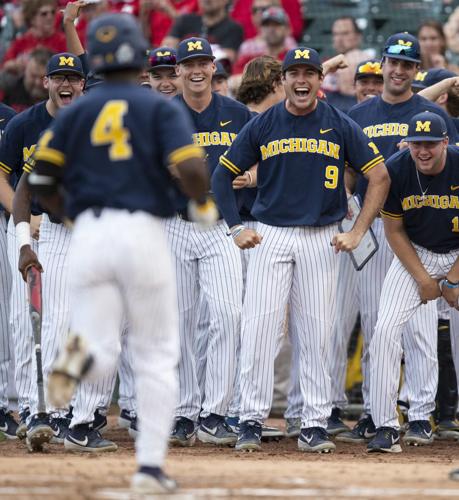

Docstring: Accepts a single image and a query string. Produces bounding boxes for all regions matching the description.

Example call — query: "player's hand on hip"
[331,230,362,253]
[30,215,42,240]
[188,197,219,229]
[234,228,262,249]
[441,281,459,309]
[18,246,43,282]
[418,276,442,304]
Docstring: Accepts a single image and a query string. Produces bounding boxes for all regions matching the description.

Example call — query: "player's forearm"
[27,160,64,219]
[211,165,242,228]
[175,157,210,201]
[384,223,429,282]
[0,172,14,213]
[352,165,390,237]
[418,77,456,102]
[12,173,32,224]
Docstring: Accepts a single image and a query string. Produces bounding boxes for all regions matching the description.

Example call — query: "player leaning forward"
[28,13,215,494]
[368,111,459,453]
[212,47,390,452]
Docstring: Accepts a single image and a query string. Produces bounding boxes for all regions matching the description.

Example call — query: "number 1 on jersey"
[90,100,132,161]
[453,216,459,233]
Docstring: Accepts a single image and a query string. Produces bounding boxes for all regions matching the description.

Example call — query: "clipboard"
[338,195,379,271]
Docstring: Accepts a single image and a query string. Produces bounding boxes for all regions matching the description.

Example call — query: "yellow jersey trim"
[220,155,241,175]
[361,155,384,174]
[169,144,204,165]
[380,209,403,220]
[0,161,12,174]
[34,147,65,167]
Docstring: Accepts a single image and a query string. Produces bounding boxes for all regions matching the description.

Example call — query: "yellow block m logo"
[294,49,310,60]
[59,56,74,67]
[416,121,431,132]
[187,41,202,52]
[157,51,171,57]
[398,39,413,47]
[415,71,427,81]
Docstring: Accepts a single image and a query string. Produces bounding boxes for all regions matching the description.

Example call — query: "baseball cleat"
[367,427,402,453]
[285,417,301,438]
[235,420,262,451]
[47,333,93,409]
[327,407,351,436]
[26,413,54,452]
[197,413,237,445]
[402,420,433,446]
[435,420,459,441]
[169,417,196,447]
[0,409,19,440]
[336,414,376,443]
[93,408,108,435]
[225,416,240,433]
[298,427,336,453]
[64,423,118,453]
[16,407,30,440]
[128,416,139,439]
[118,409,136,429]
[131,466,177,494]
[50,416,70,444]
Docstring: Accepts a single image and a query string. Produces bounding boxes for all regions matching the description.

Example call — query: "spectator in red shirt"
[3,0,66,74]
[231,0,303,41]
[233,6,291,74]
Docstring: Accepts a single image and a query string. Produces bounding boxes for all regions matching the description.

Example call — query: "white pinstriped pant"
[164,216,242,421]
[239,222,338,428]
[68,209,178,467]
[369,244,456,429]
[0,212,12,409]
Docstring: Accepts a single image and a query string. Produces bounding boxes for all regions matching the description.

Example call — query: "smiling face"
[282,64,323,115]
[355,75,384,102]
[408,138,448,175]
[177,57,215,96]
[44,72,84,110]
[382,57,419,98]
[149,67,182,97]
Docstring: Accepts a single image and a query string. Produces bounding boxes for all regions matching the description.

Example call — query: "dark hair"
[333,16,361,35]
[28,47,54,67]
[417,20,446,55]
[23,0,57,27]
[236,56,282,105]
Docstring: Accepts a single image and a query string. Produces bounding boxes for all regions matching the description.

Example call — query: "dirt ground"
[0,413,458,500]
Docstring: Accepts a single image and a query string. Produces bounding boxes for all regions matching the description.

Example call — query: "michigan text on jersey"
[363,123,409,138]
[193,131,237,147]
[259,138,340,161]
[402,194,459,210]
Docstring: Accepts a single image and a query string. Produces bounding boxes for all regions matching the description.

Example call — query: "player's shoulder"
[0,102,16,121]
[4,101,46,130]
[348,96,376,115]
[447,144,459,157]
[214,93,251,116]
[385,147,411,175]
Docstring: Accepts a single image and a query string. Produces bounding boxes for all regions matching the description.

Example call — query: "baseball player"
[0,53,85,443]
[147,47,182,98]
[338,32,459,444]
[211,47,389,452]
[164,37,252,447]
[368,111,459,451]
[0,102,17,439]
[29,13,214,494]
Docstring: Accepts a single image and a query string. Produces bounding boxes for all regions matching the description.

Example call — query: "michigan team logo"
[398,39,413,47]
[156,51,171,57]
[416,121,431,132]
[294,49,310,60]
[96,26,118,43]
[59,56,74,67]
[187,41,203,52]
[357,61,382,75]
[415,71,427,82]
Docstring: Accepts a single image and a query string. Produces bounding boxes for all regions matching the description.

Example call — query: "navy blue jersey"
[34,82,202,220]
[381,146,459,253]
[0,103,16,212]
[349,94,459,199]
[0,101,52,215]
[174,92,253,211]
[453,117,459,135]
[218,100,384,227]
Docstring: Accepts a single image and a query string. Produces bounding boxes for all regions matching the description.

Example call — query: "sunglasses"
[50,74,83,84]
[385,44,419,59]
[149,52,177,68]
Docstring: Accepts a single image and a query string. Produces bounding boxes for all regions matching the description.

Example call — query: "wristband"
[442,279,459,289]
[246,171,253,187]
[229,224,245,239]
[16,221,31,250]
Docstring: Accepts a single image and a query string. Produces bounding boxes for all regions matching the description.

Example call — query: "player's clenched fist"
[417,276,442,304]
[331,230,362,253]
[231,226,262,249]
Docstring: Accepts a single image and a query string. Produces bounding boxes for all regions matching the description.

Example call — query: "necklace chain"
[416,168,430,200]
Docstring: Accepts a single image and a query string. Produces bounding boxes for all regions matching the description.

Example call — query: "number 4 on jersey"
[90,100,132,161]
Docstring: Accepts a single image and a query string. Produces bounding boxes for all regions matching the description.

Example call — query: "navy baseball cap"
[405,111,447,142]
[84,70,104,91]
[413,68,457,90]
[355,59,383,80]
[176,37,214,64]
[261,6,288,26]
[46,52,85,77]
[282,47,322,73]
[213,61,228,79]
[382,33,421,63]
[148,47,177,70]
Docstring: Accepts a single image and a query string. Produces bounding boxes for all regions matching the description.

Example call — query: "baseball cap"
[84,70,104,91]
[405,111,447,142]
[46,52,85,77]
[176,37,214,64]
[282,47,322,73]
[412,68,457,90]
[382,32,421,63]
[355,59,383,80]
[261,6,288,26]
[213,61,228,79]
[148,47,177,70]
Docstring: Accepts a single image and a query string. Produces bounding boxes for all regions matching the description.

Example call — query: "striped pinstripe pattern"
[118,326,137,413]
[239,222,339,428]
[370,245,459,429]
